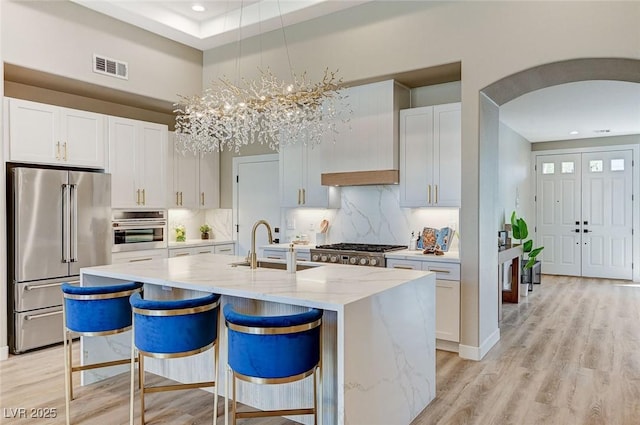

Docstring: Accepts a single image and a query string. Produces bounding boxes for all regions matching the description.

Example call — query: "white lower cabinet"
[169,246,215,257]
[386,257,460,347]
[111,249,168,264]
[262,248,311,261]
[214,243,235,255]
[169,243,235,257]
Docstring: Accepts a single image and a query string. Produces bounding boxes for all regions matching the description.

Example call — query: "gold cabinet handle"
[56,142,61,160]
[393,265,415,270]
[297,189,301,205]
[428,185,432,204]
[142,189,146,205]
[435,185,438,204]
[302,188,306,204]
[63,142,68,161]
[176,191,180,206]
[136,189,141,205]
[201,192,205,206]
[430,269,451,274]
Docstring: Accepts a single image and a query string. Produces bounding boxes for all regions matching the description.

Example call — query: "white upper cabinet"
[7,98,106,169]
[323,80,409,173]
[280,135,340,208]
[167,132,220,209]
[198,151,220,209]
[399,103,461,207]
[109,116,167,209]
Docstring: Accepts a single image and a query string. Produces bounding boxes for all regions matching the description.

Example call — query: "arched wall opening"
[471,58,640,360]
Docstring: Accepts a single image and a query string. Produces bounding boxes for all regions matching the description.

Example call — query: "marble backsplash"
[281,185,460,251]
[168,208,233,242]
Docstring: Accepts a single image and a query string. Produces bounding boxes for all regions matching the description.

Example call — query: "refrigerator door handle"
[62,183,70,264]
[70,184,78,262]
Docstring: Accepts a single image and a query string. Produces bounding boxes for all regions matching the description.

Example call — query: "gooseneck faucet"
[250,219,273,269]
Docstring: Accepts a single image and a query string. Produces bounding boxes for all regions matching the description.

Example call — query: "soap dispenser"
[409,231,417,251]
[286,243,297,273]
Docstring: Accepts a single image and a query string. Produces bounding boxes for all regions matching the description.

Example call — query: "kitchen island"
[80,254,436,425]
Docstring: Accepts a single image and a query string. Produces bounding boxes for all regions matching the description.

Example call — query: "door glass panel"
[611,159,625,171]
[542,163,555,174]
[589,160,603,172]
[561,162,575,174]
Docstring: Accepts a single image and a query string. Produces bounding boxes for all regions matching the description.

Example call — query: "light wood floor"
[1,275,639,424]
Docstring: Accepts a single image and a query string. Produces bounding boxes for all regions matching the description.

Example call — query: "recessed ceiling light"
[594,129,611,133]
[191,4,205,12]
[569,130,579,135]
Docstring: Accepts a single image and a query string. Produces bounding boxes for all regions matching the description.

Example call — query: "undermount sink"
[230,260,316,271]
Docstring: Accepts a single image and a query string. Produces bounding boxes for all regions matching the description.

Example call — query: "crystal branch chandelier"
[173,3,350,155]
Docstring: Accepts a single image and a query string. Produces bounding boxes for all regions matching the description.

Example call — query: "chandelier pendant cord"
[173,1,352,155]
[276,0,295,83]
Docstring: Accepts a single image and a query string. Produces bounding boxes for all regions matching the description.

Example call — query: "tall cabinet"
[168,132,220,209]
[109,117,167,208]
[399,103,461,207]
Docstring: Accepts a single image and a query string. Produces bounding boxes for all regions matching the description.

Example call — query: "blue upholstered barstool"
[61,281,143,425]
[223,305,323,425]
[129,292,221,425]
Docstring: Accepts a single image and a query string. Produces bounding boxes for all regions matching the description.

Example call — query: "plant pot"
[201,232,209,240]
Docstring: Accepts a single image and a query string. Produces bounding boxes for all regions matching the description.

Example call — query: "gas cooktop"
[310,243,407,267]
[315,243,407,253]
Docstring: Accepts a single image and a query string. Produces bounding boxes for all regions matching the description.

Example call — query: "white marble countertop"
[385,249,460,263]
[168,239,234,249]
[81,253,432,311]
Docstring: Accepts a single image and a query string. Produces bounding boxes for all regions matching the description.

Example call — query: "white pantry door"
[233,155,280,257]
[536,150,633,279]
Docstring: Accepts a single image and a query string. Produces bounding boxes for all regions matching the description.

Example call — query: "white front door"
[536,150,633,279]
[581,151,633,279]
[536,153,582,276]
[233,154,280,257]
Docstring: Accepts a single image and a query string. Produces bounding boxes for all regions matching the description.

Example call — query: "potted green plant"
[510,211,544,271]
[199,224,212,240]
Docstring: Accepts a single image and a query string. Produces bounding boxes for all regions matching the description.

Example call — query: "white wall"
[203,1,640,357]
[2,0,202,103]
[498,122,534,233]
[0,0,7,360]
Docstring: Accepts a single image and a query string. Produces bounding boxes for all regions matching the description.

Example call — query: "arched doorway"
[476,57,640,350]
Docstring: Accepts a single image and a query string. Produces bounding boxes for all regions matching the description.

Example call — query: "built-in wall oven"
[112,210,167,252]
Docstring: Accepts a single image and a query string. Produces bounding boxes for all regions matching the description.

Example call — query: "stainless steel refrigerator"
[8,166,111,353]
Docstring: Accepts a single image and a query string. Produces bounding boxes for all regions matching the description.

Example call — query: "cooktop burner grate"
[315,243,407,253]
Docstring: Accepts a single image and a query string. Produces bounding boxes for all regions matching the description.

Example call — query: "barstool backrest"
[130,292,221,357]
[224,305,323,381]
[62,282,143,335]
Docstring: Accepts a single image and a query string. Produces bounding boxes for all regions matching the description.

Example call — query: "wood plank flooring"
[1,275,639,424]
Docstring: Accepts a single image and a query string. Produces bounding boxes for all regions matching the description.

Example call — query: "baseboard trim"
[436,339,459,353]
[0,345,8,361]
[458,328,500,361]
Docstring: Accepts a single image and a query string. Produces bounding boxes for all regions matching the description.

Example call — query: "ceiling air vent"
[93,54,128,80]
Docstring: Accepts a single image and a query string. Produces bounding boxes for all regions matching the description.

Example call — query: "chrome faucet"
[250,219,273,269]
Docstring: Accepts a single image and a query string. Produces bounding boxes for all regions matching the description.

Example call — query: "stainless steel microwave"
[112,210,167,252]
